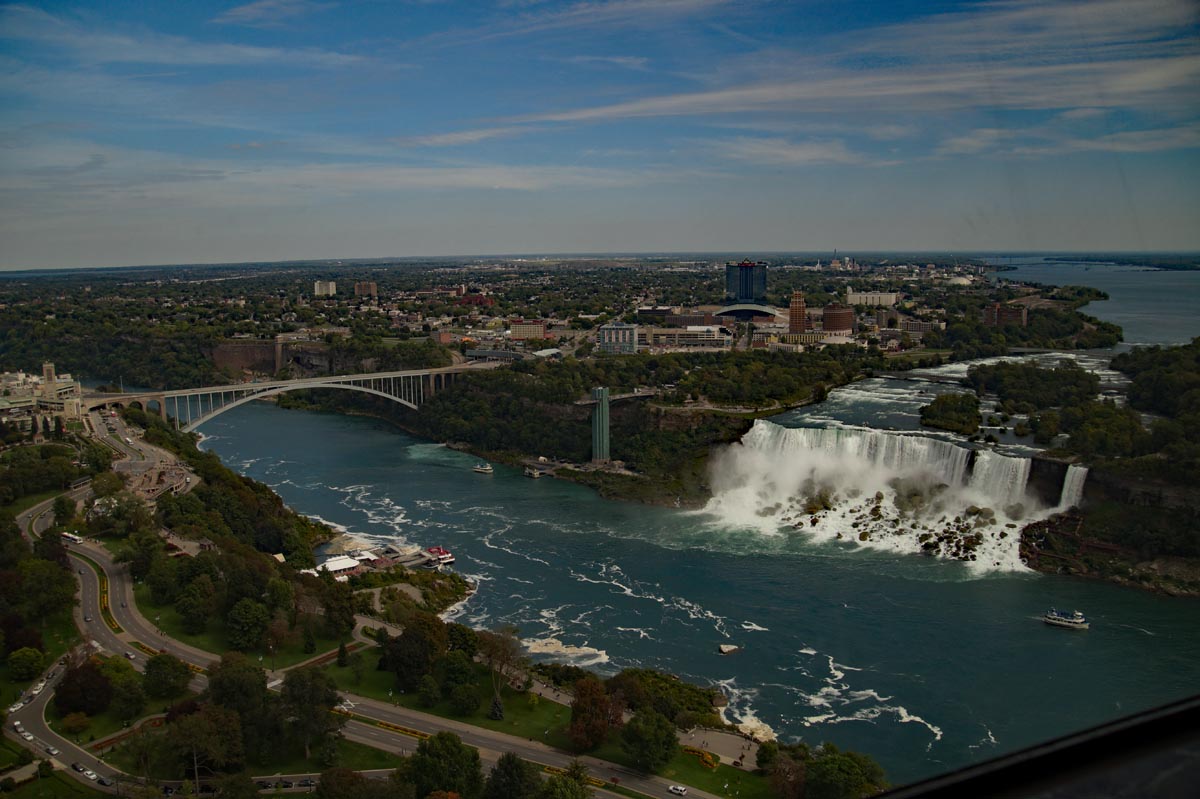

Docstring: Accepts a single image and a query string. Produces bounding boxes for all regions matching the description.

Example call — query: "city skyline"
[1,0,1199,269]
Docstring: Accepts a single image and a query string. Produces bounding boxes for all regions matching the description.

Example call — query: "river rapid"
[197,257,1200,785]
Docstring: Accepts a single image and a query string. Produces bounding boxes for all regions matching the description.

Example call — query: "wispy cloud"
[558,54,650,71]
[213,0,336,29]
[421,0,735,47]
[391,126,535,147]
[0,5,361,67]
[711,136,869,167]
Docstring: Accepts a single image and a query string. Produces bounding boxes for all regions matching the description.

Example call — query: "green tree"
[568,676,610,752]
[407,732,484,799]
[227,598,270,651]
[476,625,522,717]
[6,647,44,681]
[167,704,245,779]
[387,611,448,690]
[52,495,76,526]
[211,772,260,799]
[535,776,590,799]
[54,659,112,716]
[281,667,343,759]
[417,674,440,708]
[449,683,481,716]
[619,710,678,773]
[207,653,268,719]
[337,642,348,667]
[18,558,76,618]
[176,574,216,635]
[144,654,191,699]
[483,753,541,799]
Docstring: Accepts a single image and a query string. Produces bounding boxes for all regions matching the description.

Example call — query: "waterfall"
[1057,464,1089,509]
[705,420,1044,572]
[967,450,1032,507]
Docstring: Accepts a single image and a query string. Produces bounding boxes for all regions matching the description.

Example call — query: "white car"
[668,787,688,796]
[20,731,35,742]
[6,702,21,714]
[31,682,45,696]
[46,746,60,756]
[83,770,99,781]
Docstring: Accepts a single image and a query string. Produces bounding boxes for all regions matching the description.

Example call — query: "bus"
[62,532,83,544]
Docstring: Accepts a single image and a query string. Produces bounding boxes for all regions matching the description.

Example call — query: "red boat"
[426,546,455,566]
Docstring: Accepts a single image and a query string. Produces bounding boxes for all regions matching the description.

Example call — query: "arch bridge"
[85,364,495,433]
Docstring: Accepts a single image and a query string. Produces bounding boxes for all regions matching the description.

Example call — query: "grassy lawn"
[1,490,61,518]
[44,684,195,745]
[0,612,79,705]
[132,585,344,669]
[0,737,22,769]
[327,649,771,799]
[326,651,571,742]
[105,733,400,779]
[6,771,107,799]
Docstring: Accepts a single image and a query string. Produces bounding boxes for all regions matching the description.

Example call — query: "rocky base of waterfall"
[774,480,1032,571]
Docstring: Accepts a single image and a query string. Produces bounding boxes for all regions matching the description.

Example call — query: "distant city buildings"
[982,303,1029,327]
[822,303,855,335]
[313,280,337,297]
[597,322,639,354]
[725,259,767,302]
[846,290,899,307]
[509,319,548,340]
[353,281,378,298]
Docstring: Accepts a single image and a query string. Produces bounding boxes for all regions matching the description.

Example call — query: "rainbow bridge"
[83,363,499,433]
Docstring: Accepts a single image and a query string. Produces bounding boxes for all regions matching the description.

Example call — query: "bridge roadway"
[7,493,725,799]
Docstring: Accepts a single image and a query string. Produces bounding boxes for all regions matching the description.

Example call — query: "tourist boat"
[718,644,741,655]
[426,546,455,566]
[524,467,543,479]
[1043,608,1089,630]
[472,463,493,474]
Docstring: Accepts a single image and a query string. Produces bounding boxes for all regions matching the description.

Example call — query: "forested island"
[955,343,1200,594]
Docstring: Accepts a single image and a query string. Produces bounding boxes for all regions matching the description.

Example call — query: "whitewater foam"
[523,636,610,668]
[701,420,1086,572]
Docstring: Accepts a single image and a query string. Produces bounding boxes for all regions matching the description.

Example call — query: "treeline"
[0,441,111,507]
[1110,338,1200,485]
[114,655,346,778]
[925,308,1122,359]
[123,407,329,558]
[0,512,75,688]
[965,361,1099,414]
[919,393,980,435]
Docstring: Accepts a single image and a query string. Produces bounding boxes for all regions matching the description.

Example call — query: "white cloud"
[559,55,651,71]
[213,0,336,28]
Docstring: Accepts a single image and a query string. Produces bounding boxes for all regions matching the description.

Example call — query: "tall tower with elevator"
[591,387,610,463]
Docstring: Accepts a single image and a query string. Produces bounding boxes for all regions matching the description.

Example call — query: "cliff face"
[1026,456,1070,507]
[1082,467,1200,511]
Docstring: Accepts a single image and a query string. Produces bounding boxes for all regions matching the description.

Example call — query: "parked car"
[6,702,21,714]
[19,731,34,741]
[255,781,271,790]
[71,763,85,773]
[276,780,294,789]
[298,779,316,788]
[45,746,60,756]
[668,787,688,796]
[83,770,99,781]
[124,652,136,660]
[83,615,92,622]
[98,777,114,787]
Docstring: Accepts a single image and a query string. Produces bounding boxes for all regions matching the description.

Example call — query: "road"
[8,492,717,799]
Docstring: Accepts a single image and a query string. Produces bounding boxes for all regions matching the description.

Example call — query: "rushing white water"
[1058,464,1089,509]
[704,421,1060,572]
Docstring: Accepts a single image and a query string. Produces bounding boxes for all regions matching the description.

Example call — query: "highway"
[7,491,712,799]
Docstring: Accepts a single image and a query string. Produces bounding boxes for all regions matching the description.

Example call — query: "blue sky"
[1,0,1198,268]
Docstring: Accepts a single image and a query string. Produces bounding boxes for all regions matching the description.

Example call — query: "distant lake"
[985,256,1200,346]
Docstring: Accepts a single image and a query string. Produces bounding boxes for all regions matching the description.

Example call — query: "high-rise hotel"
[725,259,767,302]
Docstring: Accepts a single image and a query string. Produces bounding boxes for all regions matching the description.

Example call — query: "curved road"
[8,491,716,799]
